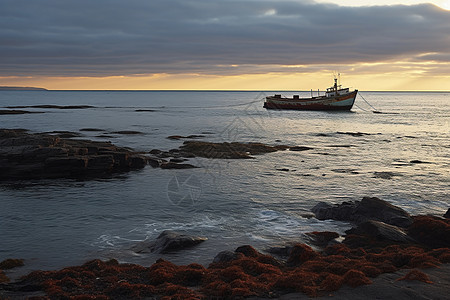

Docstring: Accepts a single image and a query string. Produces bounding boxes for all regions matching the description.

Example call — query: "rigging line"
[354,103,371,112]
[358,92,380,112]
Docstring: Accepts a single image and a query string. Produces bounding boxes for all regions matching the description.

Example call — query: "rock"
[167,135,205,140]
[212,251,241,263]
[111,130,144,135]
[0,259,24,270]
[312,197,412,227]
[266,245,293,259]
[407,215,450,249]
[147,157,163,168]
[178,141,289,159]
[135,109,156,112]
[0,110,44,115]
[346,221,414,244]
[410,160,428,164]
[0,129,147,180]
[170,158,187,163]
[289,146,313,151]
[444,208,450,219]
[140,230,207,254]
[304,231,340,247]
[336,132,374,137]
[79,128,105,132]
[160,162,197,169]
[373,172,399,179]
[7,105,94,109]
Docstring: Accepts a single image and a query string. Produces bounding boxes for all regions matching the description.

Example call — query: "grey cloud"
[0,0,449,76]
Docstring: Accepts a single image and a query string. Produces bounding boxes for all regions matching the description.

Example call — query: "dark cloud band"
[0,0,449,76]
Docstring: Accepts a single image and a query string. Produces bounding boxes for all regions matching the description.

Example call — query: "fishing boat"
[263,78,358,111]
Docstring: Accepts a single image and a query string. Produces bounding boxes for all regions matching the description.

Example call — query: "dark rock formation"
[160,162,197,169]
[212,251,242,263]
[111,130,144,135]
[0,110,44,115]
[79,128,105,132]
[132,230,207,254]
[167,135,205,140]
[407,216,450,249]
[304,231,340,247]
[346,220,414,244]
[289,146,313,151]
[444,208,450,219]
[6,105,94,109]
[156,141,290,159]
[312,197,412,227]
[0,259,24,270]
[336,132,375,137]
[0,129,147,180]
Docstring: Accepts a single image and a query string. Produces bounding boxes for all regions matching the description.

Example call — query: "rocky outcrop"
[132,230,207,254]
[0,129,147,180]
[312,197,412,228]
[346,220,414,244]
[150,140,290,160]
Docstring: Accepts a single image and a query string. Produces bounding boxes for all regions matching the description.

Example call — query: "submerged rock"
[0,129,147,180]
[132,230,207,254]
[0,110,44,115]
[178,141,289,159]
[312,197,412,227]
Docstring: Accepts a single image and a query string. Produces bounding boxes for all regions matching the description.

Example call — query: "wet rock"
[178,141,289,159]
[444,208,450,219]
[0,259,24,270]
[111,130,144,135]
[213,251,241,263]
[133,230,207,254]
[373,172,399,179]
[167,135,205,140]
[304,231,340,247]
[337,132,374,137]
[410,160,429,164]
[147,157,163,168]
[311,197,412,228]
[7,105,94,109]
[407,215,450,249]
[135,109,156,112]
[170,158,187,163]
[45,131,82,138]
[79,128,105,132]
[160,162,197,169]
[346,221,414,244]
[289,146,313,151]
[0,129,147,180]
[0,110,44,115]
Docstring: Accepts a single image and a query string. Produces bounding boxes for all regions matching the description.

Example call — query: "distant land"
[0,86,47,91]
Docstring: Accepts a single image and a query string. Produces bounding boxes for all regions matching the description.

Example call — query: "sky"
[0,0,449,91]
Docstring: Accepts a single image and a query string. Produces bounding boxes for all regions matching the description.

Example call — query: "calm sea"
[0,90,449,277]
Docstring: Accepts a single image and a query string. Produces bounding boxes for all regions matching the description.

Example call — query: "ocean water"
[0,90,449,277]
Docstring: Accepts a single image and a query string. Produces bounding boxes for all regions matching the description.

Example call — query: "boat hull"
[264,90,358,111]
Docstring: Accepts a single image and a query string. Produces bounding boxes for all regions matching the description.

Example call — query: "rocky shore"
[0,129,147,180]
[1,198,448,299]
[0,128,301,178]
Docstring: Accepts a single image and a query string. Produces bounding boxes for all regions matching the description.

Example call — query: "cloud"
[0,0,449,77]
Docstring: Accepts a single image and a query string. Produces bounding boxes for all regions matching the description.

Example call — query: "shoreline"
[1,199,448,299]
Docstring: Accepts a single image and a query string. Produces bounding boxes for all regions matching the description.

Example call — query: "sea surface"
[0,90,449,278]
